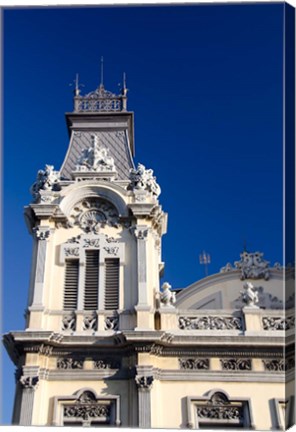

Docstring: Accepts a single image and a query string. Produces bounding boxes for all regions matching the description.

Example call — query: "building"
[3,78,294,429]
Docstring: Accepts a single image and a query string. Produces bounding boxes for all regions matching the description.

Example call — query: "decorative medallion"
[69,198,119,233]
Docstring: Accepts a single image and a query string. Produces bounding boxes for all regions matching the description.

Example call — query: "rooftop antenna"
[199,250,211,277]
[100,56,104,87]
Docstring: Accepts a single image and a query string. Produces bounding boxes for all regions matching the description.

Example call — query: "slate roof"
[60,129,134,180]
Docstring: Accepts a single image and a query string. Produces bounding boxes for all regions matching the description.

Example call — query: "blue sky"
[2,3,284,424]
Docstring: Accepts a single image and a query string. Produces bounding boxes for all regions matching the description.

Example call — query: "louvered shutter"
[84,250,99,310]
[104,258,119,310]
[64,259,79,310]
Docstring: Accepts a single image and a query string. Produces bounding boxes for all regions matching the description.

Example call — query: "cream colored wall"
[151,380,285,429]
[31,378,136,426]
[177,273,285,310]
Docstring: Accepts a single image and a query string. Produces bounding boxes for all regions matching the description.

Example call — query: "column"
[18,369,39,425]
[133,226,149,306]
[135,373,154,428]
[30,226,51,309]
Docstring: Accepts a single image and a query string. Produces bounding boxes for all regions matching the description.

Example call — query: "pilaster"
[18,366,40,426]
[135,365,154,428]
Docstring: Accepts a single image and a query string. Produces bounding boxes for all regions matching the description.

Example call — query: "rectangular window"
[64,259,79,310]
[105,258,119,310]
[84,250,99,310]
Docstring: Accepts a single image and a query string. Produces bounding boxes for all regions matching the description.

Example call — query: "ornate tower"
[4,77,167,426]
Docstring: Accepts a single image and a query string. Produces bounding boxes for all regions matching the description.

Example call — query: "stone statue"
[76,134,116,172]
[30,164,60,201]
[160,282,176,307]
[240,282,259,308]
[129,163,161,197]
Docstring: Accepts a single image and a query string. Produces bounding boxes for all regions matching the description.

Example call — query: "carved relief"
[64,247,79,257]
[64,391,111,423]
[69,198,119,233]
[83,314,98,331]
[104,246,119,255]
[135,375,154,389]
[220,358,252,371]
[179,358,209,370]
[62,314,76,331]
[57,358,83,369]
[76,134,116,172]
[150,344,163,355]
[196,392,244,422]
[93,359,120,369]
[129,163,161,197]
[83,238,100,248]
[234,251,270,280]
[262,316,295,330]
[105,236,119,243]
[30,164,60,201]
[263,357,295,372]
[178,316,242,330]
[105,316,119,331]
[19,375,39,389]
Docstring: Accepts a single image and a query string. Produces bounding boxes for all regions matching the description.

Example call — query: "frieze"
[220,358,252,371]
[178,316,242,330]
[93,359,120,369]
[135,375,154,389]
[262,316,295,331]
[57,358,83,369]
[179,358,209,370]
[263,357,295,372]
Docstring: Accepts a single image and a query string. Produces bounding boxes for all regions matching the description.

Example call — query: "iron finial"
[122,72,128,96]
[100,56,104,87]
[70,73,84,96]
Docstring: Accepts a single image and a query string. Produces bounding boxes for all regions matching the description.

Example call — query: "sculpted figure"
[30,164,60,201]
[160,282,176,307]
[240,282,259,307]
[129,163,161,197]
[76,134,115,172]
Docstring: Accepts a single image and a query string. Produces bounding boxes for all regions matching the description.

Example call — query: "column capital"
[33,226,53,241]
[132,225,149,240]
[135,375,154,390]
[19,375,39,390]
